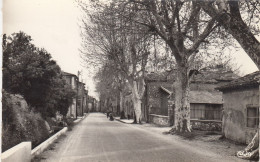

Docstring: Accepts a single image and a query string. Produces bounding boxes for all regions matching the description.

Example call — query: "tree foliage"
[2,32,76,117]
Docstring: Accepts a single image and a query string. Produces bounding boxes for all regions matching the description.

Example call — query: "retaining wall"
[1,142,31,162]
[149,114,170,126]
[191,119,222,131]
[31,127,68,158]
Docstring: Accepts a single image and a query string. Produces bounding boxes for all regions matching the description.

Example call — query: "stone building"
[217,71,259,144]
[143,66,237,128]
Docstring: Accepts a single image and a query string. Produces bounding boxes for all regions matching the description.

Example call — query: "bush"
[2,91,50,152]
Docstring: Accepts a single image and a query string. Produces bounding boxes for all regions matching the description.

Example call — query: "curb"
[115,118,128,124]
[31,127,68,158]
[74,113,89,123]
[115,118,134,124]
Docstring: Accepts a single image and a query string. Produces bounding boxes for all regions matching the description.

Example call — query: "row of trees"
[80,1,260,132]
[3,32,76,118]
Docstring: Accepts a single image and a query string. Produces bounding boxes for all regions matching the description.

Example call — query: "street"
[36,113,244,162]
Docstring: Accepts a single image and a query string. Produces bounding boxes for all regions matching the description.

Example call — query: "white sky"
[2,0,259,99]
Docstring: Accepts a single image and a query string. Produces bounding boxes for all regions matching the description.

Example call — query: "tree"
[94,62,126,115]
[199,1,260,68]
[198,2,260,160]
[116,0,259,132]
[117,0,225,131]
[80,2,152,123]
[3,32,76,117]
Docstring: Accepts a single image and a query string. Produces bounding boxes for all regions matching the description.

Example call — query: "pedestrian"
[109,112,114,121]
[107,111,110,118]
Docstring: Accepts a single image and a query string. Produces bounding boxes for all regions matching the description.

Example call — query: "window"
[247,106,259,128]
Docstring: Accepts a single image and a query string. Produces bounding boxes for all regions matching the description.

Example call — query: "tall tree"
[119,0,259,132]
[80,2,152,123]
[3,32,76,117]
[121,0,224,131]
[94,62,125,113]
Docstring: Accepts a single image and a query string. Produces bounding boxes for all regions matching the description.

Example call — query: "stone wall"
[149,114,170,126]
[191,120,222,131]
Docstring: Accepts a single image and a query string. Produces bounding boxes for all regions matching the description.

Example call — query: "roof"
[191,69,238,83]
[190,91,223,104]
[145,72,168,81]
[61,71,78,78]
[160,86,172,95]
[160,86,223,104]
[217,71,260,91]
[160,86,173,98]
[146,66,238,83]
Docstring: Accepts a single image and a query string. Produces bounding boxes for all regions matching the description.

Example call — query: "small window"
[246,106,259,128]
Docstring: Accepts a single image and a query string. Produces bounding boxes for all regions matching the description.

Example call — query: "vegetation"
[80,2,152,123]
[2,32,76,118]
[2,32,76,151]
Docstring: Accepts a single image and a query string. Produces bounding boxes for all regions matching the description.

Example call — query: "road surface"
[36,113,244,162]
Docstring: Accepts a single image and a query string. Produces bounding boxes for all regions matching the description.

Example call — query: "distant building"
[62,72,78,118]
[77,82,86,116]
[217,71,259,144]
[62,72,89,118]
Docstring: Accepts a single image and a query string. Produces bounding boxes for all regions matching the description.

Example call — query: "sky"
[3,0,99,98]
[3,0,259,99]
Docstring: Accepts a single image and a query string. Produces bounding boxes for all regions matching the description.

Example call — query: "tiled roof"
[190,91,223,104]
[146,67,238,83]
[192,69,238,83]
[160,86,223,104]
[217,71,260,91]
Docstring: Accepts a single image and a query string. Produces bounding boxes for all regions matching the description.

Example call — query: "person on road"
[109,112,114,121]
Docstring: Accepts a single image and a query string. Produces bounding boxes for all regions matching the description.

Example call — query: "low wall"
[1,142,31,162]
[31,127,68,158]
[191,119,222,131]
[149,114,170,126]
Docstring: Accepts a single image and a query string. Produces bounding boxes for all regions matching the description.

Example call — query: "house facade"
[62,72,78,118]
[77,81,87,116]
[217,71,259,144]
[62,72,91,118]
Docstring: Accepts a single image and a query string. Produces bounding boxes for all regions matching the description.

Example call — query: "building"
[142,66,238,128]
[62,72,78,118]
[62,72,89,118]
[77,81,86,116]
[217,71,259,144]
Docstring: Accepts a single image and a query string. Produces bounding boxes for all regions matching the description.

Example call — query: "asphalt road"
[37,113,243,162]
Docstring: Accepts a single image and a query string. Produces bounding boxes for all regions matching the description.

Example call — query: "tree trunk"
[129,80,144,124]
[132,97,142,123]
[119,90,126,119]
[173,62,191,132]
